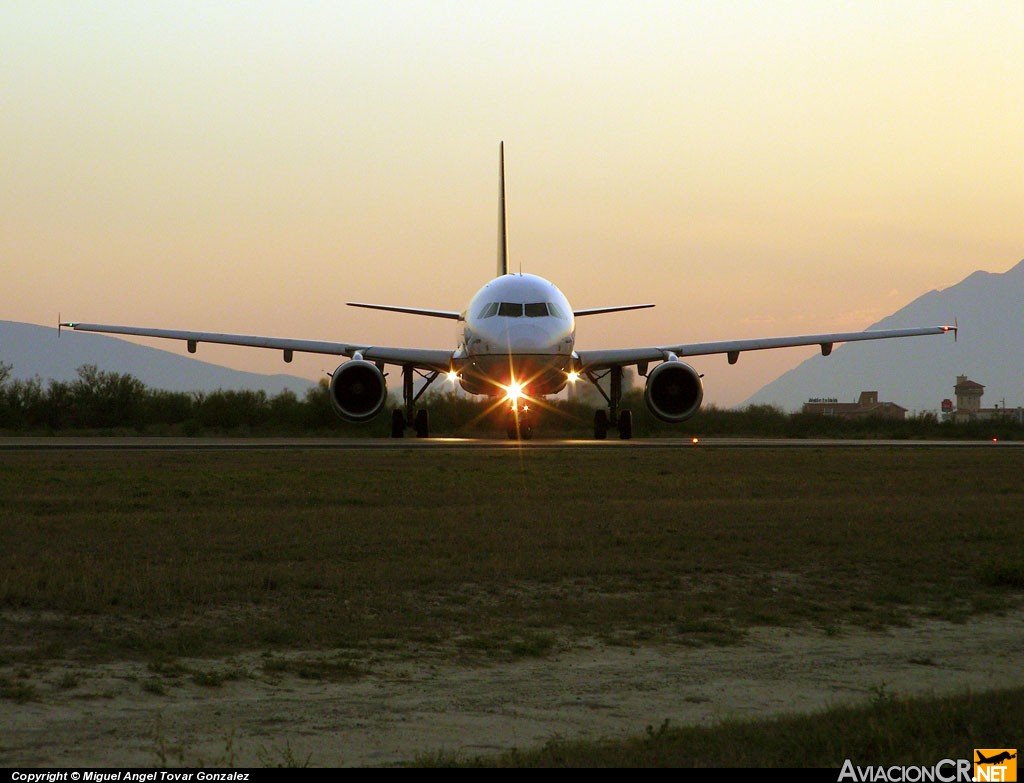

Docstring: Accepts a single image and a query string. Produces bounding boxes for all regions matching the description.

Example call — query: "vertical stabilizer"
[497,141,509,277]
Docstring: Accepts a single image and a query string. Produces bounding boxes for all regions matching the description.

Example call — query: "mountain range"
[0,321,315,396]
[741,259,1024,413]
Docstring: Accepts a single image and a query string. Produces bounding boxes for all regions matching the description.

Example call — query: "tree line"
[0,363,1018,439]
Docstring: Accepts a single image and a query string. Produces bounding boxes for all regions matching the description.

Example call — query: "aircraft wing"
[576,325,957,370]
[58,322,455,371]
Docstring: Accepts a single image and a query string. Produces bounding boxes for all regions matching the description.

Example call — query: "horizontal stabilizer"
[346,302,462,320]
[574,304,655,317]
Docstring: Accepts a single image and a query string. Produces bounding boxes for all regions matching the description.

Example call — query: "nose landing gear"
[506,405,535,440]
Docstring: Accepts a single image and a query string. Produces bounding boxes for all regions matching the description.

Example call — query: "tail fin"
[497,141,509,277]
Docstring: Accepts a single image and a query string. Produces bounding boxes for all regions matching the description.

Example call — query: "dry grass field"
[1,445,1022,765]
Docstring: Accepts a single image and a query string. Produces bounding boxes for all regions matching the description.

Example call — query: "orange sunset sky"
[4,2,1022,406]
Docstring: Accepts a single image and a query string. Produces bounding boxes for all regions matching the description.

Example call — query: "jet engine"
[329,360,388,422]
[643,360,704,422]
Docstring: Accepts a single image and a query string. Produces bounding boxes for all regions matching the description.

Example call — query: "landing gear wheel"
[414,408,429,438]
[391,409,405,438]
[594,409,608,440]
[520,413,534,441]
[506,410,518,440]
[618,408,633,440]
[506,410,534,440]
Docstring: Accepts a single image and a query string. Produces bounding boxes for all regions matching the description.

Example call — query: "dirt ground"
[3,610,1022,767]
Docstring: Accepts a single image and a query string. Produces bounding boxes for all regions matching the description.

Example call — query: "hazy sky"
[4,1,1022,406]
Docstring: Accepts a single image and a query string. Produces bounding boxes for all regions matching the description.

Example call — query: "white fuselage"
[454,273,575,397]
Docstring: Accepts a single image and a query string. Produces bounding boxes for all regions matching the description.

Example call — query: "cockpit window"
[524,302,548,317]
[498,302,523,317]
[480,301,564,318]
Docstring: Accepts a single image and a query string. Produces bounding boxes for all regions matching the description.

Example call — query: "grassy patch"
[456,630,558,662]
[261,654,364,682]
[415,686,1024,767]
[0,674,38,703]
[977,560,1024,589]
[0,448,1021,663]
[141,678,168,696]
[190,666,245,688]
[54,671,80,690]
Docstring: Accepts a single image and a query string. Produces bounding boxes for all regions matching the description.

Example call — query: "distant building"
[950,375,1023,423]
[802,391,907,420]
[954,375,985,415]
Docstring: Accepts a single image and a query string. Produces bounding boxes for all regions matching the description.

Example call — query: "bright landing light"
[503,380,525,403]
[566,370,579,384]
[446,370,460,383]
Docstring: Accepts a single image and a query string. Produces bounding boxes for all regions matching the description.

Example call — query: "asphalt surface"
[0,436,1019,450]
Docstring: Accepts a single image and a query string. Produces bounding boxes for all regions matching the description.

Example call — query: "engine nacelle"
[329,360,387,423]
[644,360,704,423]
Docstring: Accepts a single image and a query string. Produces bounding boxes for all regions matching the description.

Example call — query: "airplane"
[60,143,957,440]
[977,752,1017,765]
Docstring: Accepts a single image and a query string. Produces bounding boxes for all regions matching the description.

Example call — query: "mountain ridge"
[741,259,1024,413]
[0,321,316,396]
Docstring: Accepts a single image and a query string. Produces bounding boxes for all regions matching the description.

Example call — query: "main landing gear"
[585,365,632,440]
[391,365,439,438]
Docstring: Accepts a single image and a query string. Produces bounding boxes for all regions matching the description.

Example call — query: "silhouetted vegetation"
[0,364,341,435]
[0,362,1020,438]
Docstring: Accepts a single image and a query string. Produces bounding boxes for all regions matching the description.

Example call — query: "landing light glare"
[503,380,525,403]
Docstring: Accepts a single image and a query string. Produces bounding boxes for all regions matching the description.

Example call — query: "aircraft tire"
[391,409,405,438]
[521,415,534,440]
[414,408,429,438]
[594,409,608,440]
[506,410,519,440]
[618,409,633,440]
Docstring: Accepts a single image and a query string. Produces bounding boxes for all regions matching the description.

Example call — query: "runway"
[0,436,1019,451]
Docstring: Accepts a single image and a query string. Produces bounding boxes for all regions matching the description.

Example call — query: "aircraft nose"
[474,320,554,354]
[504,323,550,352]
